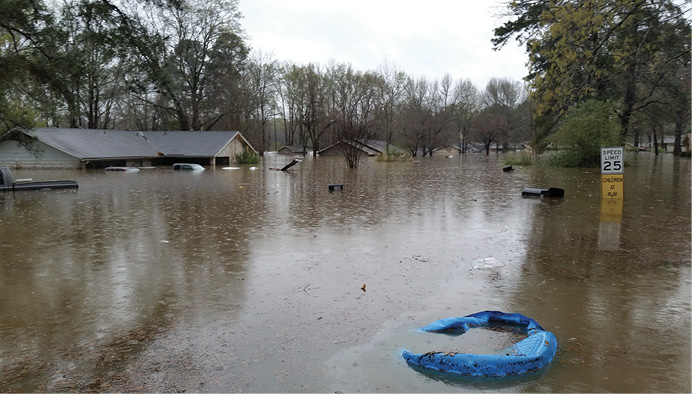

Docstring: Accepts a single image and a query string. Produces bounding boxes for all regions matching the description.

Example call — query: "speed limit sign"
[601,147,624,199]
[601,147,624,174]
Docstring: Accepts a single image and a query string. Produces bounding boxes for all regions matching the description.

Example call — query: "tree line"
[1,0,689,167]
[494,0,690,162]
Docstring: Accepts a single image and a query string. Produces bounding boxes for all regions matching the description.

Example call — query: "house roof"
[350,141,380,155]
[319,140,380,156]
[661,135,677,144]
[141,130,250,157]
[358,139,406,155]
[433,143,461,151]
[319,139,405,156]
[278,145,310,152]
[25,128,251,160]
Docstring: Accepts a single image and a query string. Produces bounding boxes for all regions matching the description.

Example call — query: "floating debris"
[521,187,564,198]
[402,311,558,377]
[469,257,504,270]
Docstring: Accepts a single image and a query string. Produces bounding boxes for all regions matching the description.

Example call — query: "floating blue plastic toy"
[402,311,557,377]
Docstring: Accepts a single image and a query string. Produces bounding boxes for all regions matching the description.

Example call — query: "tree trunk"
[260,117,266,154]
[673,117,684,156]
[619,58,638,144]
[176,101,190,131]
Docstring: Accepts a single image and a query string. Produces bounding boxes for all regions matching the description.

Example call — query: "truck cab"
[172,163,205,171]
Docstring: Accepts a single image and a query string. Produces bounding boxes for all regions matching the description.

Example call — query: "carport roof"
[26,128,250,160]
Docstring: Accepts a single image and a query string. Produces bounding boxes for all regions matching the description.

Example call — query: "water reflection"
[0,154,689,392]
[598,198,623,251]
[508,155,691,393]
[0,170,254,390]
[406,362,553,391]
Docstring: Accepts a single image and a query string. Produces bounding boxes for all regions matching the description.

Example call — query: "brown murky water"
[0,153,689,392]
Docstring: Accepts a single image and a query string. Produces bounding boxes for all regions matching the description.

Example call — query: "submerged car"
[172,163,205,171]
[105,166,140,172]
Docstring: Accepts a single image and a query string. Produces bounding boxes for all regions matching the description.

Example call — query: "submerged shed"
[277,145,310,156]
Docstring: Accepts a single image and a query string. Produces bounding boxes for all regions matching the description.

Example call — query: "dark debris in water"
[1,320,177,393]
[423,324,530,356]
[0,358,48,390]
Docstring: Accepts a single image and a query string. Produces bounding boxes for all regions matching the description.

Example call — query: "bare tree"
[426,73,456,155]
[125,0,246,131]
[276,63,305,147]
[451,78,480,153]
[481,77,526,150]
[399,75,459,156]
[401,76,432,156]
[242,50,278,153]
[298,63,332,157]
[374,60,407,154]
[205,27,249,131]
[472,111,507,154]
[328,63,378,168]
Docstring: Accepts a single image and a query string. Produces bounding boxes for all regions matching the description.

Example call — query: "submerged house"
[0,127,256,168]
[277,145,310,156]
[318,139,406,157]
[434,143,463,156]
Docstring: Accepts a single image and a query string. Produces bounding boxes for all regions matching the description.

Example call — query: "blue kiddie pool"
[402,311,557,377]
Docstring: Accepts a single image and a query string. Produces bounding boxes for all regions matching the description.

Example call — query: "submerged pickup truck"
[0,167,78,192]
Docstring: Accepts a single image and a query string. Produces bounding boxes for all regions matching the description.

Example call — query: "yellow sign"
[598,198,623,250]
[601,174,624,199]
[600,197,623,221]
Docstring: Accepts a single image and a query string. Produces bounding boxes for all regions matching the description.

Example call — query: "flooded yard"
[0,153,690,392]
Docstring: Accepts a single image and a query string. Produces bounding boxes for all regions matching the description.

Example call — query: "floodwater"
[0,153,689,393]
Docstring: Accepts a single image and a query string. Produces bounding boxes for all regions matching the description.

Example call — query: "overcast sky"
[237,0,528,89]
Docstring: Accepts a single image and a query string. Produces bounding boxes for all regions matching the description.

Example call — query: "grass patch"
[543,151,587,167]
[503,151,534,166]
[375,153,411,162]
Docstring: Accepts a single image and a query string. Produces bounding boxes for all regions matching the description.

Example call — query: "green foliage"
[0,96,39,135]
[492,1,549,50]
[375,153,411,162]
[0,127,43,157]
[236,147,259,164]
[546,100,619,167]
[495,0,691,143]
[503,151,533,166]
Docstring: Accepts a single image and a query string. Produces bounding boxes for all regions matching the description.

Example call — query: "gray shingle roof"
[278,145,310,153]
[27,128,245,159]
[359,139,406,155]
[140,130,243,157]
[318,140,382,156]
